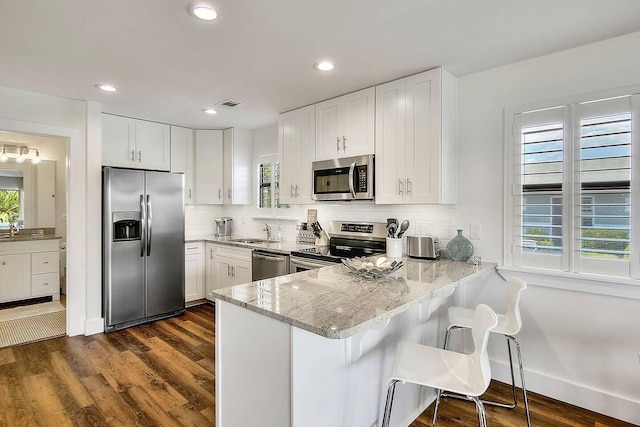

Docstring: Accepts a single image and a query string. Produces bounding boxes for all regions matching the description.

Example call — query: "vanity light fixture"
[0,145,42,164]
[189,2,219,21]
[202,108,218,115]
[95,83,118,92]
[314,61,335,71]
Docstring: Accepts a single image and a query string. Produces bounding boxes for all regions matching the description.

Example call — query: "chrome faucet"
[9,223,19,237]
[263,223,272,241]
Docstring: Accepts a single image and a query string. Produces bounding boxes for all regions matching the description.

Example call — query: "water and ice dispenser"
[112,212,141,241]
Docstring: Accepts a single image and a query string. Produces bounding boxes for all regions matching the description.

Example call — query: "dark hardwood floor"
[0,303,634,426]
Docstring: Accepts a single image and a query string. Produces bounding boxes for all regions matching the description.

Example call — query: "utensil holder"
[386,237,403,258]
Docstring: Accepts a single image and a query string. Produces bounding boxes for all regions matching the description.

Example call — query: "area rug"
[0,310,66,348]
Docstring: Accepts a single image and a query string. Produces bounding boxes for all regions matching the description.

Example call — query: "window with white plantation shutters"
[507,92,640,279]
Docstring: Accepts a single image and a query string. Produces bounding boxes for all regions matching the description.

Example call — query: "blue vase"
[446,229,474,261]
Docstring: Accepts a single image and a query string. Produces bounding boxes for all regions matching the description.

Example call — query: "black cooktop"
[291,242,385,264]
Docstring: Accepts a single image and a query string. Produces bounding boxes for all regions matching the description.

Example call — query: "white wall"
[456,32,640,424]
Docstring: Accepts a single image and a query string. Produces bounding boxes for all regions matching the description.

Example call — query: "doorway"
[0,130,68,347]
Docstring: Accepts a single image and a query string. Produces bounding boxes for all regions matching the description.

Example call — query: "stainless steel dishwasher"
[252,249,290,281]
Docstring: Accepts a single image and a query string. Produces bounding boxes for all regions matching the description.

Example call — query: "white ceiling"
[1,0,640,130]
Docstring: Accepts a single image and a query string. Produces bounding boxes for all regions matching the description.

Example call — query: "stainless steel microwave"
[312,154,374,201]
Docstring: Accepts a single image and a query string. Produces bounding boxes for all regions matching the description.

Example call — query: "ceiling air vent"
[216,99,244,108]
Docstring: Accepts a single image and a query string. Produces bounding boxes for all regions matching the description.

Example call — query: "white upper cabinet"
[375,68,457,204]
[223,128,253,205]
[195,130,224,204]
[315,87,375,160]
[170,126,195,204]
[102,114,170,171]
[279,105,315,204]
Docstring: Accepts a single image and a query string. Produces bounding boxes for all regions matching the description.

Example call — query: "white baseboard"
[83,317,104,336]
[491,359,640,425]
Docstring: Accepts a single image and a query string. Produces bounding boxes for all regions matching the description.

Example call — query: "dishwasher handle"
[253,253,286,262]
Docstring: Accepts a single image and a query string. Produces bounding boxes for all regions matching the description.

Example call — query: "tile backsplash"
[186,203,458,246]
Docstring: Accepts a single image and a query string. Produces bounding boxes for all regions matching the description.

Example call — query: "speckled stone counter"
[185,234,314,254]
[212,257,496,339]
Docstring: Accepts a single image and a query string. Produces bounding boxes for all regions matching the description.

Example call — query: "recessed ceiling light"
[314,61,334,71]
[95,83,117,92]
[189,2,219,21]
[202,108,218,115]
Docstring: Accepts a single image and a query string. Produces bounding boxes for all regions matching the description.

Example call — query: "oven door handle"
[348,162,356,198]
[291,258,333,269]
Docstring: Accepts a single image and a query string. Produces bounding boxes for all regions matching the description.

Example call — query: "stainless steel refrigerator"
[103,167,185,332]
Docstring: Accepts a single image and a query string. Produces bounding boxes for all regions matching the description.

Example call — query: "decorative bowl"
[341,256,404,279]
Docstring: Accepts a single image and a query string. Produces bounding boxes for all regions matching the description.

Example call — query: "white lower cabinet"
[185,242,205,303]
[0,240,60,303]
[205,243,252,301]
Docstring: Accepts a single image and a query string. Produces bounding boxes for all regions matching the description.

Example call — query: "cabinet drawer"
[32,251,59,274]
[185,242,204,255]
[31,273,60,297]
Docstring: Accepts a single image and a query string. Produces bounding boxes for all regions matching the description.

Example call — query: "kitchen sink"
[229,238,271,244]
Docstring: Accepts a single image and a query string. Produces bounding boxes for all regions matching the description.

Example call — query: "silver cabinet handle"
[291,185,295,197]
[138,151,142,162]
[227,265,231,276]
[407,178,412,195]
[342,135,346,152]
[43,282,49,286]
[295,185,300,197]
[210,248,215,260]
[146,195,152,256]
[232,266,236,277]
[43,261,49,264]
[131,150,135,161]
[337,136,340,152]
[218,188,221,199]
[140,195,146,257]
[398,179,404,195]
[1,261,5,266]
[228,188,231,198]
[188,189,192,199]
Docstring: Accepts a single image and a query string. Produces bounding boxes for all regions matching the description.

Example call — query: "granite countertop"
[212,257,496,339]
[185,234,315,254]
[0,234,62,242]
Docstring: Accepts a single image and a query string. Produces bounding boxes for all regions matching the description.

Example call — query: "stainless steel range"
[289,221,387,272]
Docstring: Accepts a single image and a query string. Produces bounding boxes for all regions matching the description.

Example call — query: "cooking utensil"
[396,220,410,238]
[387,223,397,238]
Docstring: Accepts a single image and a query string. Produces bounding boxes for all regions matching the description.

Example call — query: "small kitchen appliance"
[406,235,440,259]
[215,217,233,237]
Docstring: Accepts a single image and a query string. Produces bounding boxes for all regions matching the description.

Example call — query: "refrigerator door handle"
[140,194,146,257]
[147,195,152,256]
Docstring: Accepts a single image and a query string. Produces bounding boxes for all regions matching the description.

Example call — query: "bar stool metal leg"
[381,379,399,427]
[509,335,531,427]
[469,396,488,427]
[432,388,443,427]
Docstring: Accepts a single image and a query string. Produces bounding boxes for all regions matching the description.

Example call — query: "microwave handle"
[348,162,356,198]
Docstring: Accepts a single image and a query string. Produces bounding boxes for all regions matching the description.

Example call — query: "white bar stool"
[381,304,498,427]
[443,276,531,427]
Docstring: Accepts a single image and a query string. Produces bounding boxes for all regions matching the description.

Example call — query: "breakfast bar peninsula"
[212,257,496,427]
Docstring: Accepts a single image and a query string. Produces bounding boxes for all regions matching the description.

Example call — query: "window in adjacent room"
[506,92,639,279]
